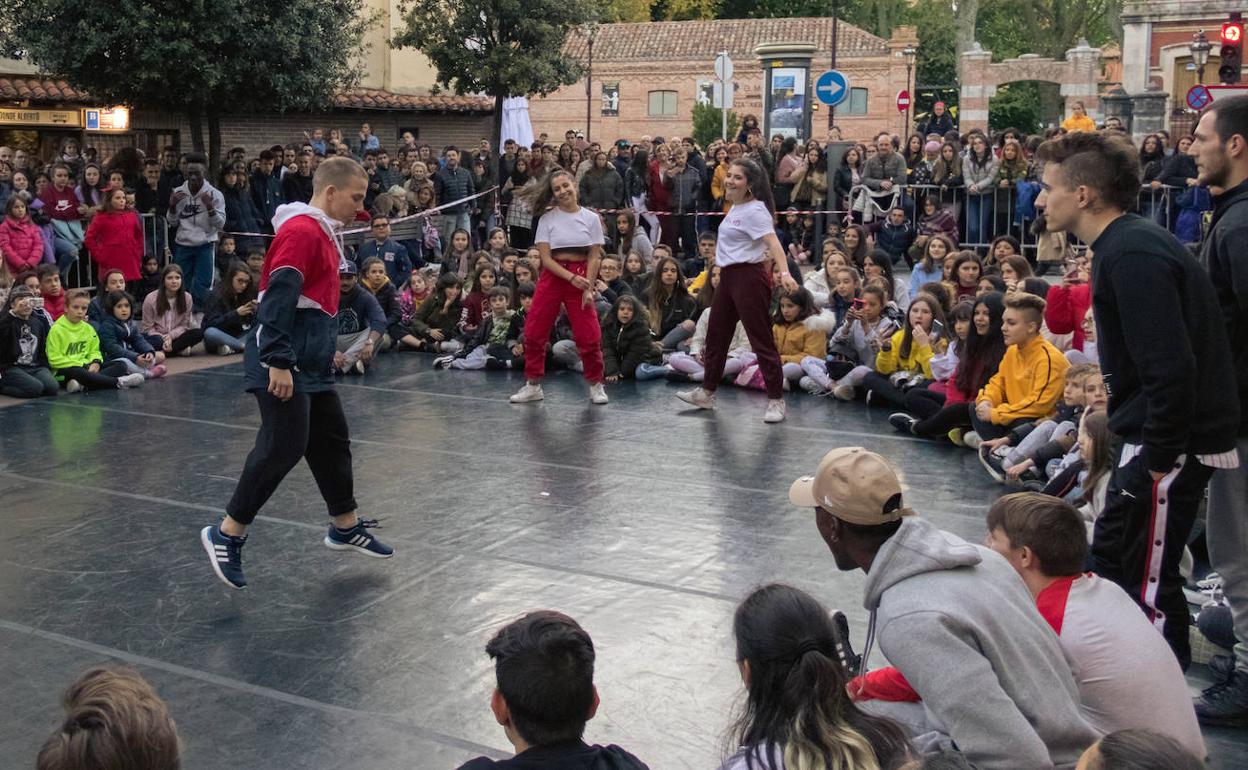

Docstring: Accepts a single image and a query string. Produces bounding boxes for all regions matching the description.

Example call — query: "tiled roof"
[333,88,493,112]
[565,17,888,61]
[0,76,86,102]
[0,76,493,113]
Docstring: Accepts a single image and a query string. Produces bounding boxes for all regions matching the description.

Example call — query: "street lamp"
[1190,30,1212,85]
[902,46,918,135]
[583,23,598,144]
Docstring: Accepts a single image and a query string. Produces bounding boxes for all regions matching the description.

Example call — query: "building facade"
[528,18,919,146]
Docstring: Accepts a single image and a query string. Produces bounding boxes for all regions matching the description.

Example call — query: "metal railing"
[64,213,172,291]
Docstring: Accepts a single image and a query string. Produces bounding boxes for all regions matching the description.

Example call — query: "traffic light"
[1221,17,1243,84]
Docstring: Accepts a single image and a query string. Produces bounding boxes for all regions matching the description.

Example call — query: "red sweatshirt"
[85,209,144,281]
[1045,283,1091,351]
[42,289,66,321]
[0,216,44,274]
[38,185,81,222]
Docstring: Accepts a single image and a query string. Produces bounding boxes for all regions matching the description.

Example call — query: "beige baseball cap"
[789,447,915,526]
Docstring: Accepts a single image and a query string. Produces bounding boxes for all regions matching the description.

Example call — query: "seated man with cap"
[789,447,1099,770]
[334,261,386,375]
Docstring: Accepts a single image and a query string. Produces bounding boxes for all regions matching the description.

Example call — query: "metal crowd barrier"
[65,213,173,291]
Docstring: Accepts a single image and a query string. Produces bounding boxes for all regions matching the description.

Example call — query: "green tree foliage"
[691,101,740,148]
[598,0,653,22]
[0,0,375,169]
[396,0,597,148]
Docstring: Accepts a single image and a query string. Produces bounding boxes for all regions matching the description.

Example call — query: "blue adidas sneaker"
[201,525,247,589]
[323,519,394,558]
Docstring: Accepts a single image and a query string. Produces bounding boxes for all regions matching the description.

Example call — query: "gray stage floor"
[1,355,1242,768]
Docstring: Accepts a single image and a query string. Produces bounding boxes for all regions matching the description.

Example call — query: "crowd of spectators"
[6,97,1248,770]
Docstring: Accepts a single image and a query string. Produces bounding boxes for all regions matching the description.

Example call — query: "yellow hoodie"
[874,328,939,378]
[978,335,1070,424]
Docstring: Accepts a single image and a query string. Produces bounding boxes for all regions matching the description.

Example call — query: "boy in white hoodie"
[789,447,1099,770]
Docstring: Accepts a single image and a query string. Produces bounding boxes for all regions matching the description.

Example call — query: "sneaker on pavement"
[432,355,455,369]
[829,609,862,678]
[946,427,964,446]
[832,383,856,401]
[117,373,145,389]
[1196,671,1248,727]
[217,345,235,356]
[1198,573,1225,592]
[676,387,715,410]
[888,413,918,434]
[65,379,83,394]
[200,525,247,589]
[763,399,786,423]
[324,519,394,559]
[509,383,545,403]
[963,431,982,450]
[589,382,609,405]
[352,360,366,375]
[799,376,830,396]
[978,445,1007,483]
[146,364,168,379]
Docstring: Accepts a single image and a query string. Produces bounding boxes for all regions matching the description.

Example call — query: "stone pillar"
[1062,39,1102,120]
[1129,90,1169,139]
[1120,18,1151,94]
[1101,87,1132,130]
[958,42,995,134]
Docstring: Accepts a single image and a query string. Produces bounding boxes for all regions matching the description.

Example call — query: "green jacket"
[46,315,103,376]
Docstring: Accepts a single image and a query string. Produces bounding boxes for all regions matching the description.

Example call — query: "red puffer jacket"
[0,215,45,274]
[1045,282,1092,351]
[84,209,144,281]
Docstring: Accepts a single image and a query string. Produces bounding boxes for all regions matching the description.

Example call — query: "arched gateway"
[958,39,1102,132]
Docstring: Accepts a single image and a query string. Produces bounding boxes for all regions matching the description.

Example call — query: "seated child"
[140,264,204,356]
[358,256,405,350]
[684,232,717,292]
[453,610,649,770]
[666,266,752,383]
[408,272,464,354]
[47,289,145,392]
[88,269,127,328]
[436,286,524,370]
[460,263,498,338]
[806,285,899,398]
[0,286,59,398]
[739,287,829,390]
[970,292,1070,446]
[97,291,167,379]
[600,294,662,382]
[856,292,947,409]
[202,263,257,354]
[133,255,162,319]
[333,262,386,374]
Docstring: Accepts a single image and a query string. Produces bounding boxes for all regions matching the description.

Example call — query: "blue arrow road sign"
[815,70,849,107]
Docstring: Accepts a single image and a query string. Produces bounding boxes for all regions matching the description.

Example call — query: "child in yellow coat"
[737,287,836,390]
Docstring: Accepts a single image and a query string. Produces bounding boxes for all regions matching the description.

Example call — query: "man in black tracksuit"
[1036,132,1238,669]
[1190,95,1248,722]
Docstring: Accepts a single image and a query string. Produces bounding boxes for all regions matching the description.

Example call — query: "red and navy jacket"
[243,207,343,394]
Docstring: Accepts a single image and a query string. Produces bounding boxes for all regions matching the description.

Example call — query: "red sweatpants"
[523,259,604,383]
[700,262,784,399]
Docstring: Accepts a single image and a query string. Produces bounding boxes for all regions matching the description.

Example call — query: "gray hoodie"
[860,517,1099,770]
[166,180,227,246]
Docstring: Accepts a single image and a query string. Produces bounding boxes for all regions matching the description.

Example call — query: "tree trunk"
[208,112,222,173]
[188,107,205,156]
[955,0,978,59]
[492,92,505,156]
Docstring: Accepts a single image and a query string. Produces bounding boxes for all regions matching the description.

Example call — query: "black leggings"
[902,387,946,419]
[57,360,130,390]
[862,372,931,410]
[153,329,204,354]
[914,402,974,438]
[226,389,357,525]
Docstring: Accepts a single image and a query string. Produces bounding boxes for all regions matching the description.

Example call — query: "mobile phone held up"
[931,319,945,338]
[851,297,865,311]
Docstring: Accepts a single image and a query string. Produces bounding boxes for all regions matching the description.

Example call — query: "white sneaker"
[217,345,235,356]
[799,376,830,396]
[352,360,366,375]
[676,387,715,410]
[833,383,856,401]
[65,379,83,394]
[509,383,544,403]
[963,431,983,450]
[589,383,608,405]
[117,373,145,389]
[764,399,786,423]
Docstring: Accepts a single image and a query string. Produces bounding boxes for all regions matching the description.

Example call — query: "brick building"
[528,18,919,146]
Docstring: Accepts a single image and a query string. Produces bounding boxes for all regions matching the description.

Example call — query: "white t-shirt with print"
[716,199,774,267]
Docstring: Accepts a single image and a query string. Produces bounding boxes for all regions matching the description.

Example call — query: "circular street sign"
[714,53,734,81]
[1187,84,1212,111]
[815,70,850,107]
[896,90,911,113]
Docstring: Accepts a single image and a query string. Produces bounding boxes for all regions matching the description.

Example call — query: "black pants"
[57,361,130,390]
[154,328,204,354]
[1,365,59,398]
[862,372,930,410]
[902,387,946,420]
[226,389,358,525]
[913,402,975,439]
[1089,441,1215,669]
[970,409,1030,440]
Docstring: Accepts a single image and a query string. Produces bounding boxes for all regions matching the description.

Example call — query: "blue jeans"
[204,326,247,353]
[173,242,215,309]
[53,236,79,280]
[438,211,472,254]
[966,194,993,247]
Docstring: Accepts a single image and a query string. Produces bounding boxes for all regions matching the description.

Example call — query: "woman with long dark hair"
[889,291,1006,441]
[834,145,865,220]
[676,158,798,423]
[626,147,660,244]
[719,584,912,770]
[509,170,608,406]
[791,145,829,262]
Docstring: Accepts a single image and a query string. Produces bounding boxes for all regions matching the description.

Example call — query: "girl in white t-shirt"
[675,158,798,423]
[509,170,609,405]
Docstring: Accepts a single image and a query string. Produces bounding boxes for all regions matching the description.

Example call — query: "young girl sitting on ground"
[359,256,405,350]
[738,287,830,390]
[97,291,168,378]
[1076,407,1111,534]
[803,285,897,397]
[950,252,982,302]
[409,272,464,353]
[665,266,752,384]
[803,250,850,308]
[88,269,127,327]
[141,264,204,356]
[826,266,860,326]
[459,263,498,338]
[47,289,145,392]
[642,256,698,351]
[202,263,256,354]
[863,249,908,311]
[601,294,663,382]
[441,228,473,278]
[857,292,947,409]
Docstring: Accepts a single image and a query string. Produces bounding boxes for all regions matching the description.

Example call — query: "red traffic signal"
[1221,19,1243,84]
[1224,22,1243,44]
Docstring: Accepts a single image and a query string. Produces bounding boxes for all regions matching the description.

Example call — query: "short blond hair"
[312,156,366,195]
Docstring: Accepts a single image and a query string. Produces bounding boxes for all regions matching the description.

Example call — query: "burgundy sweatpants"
[523,259,604,383]
[700,262,784,399]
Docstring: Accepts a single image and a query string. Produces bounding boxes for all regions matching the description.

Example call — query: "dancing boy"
[201,157,394,589]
